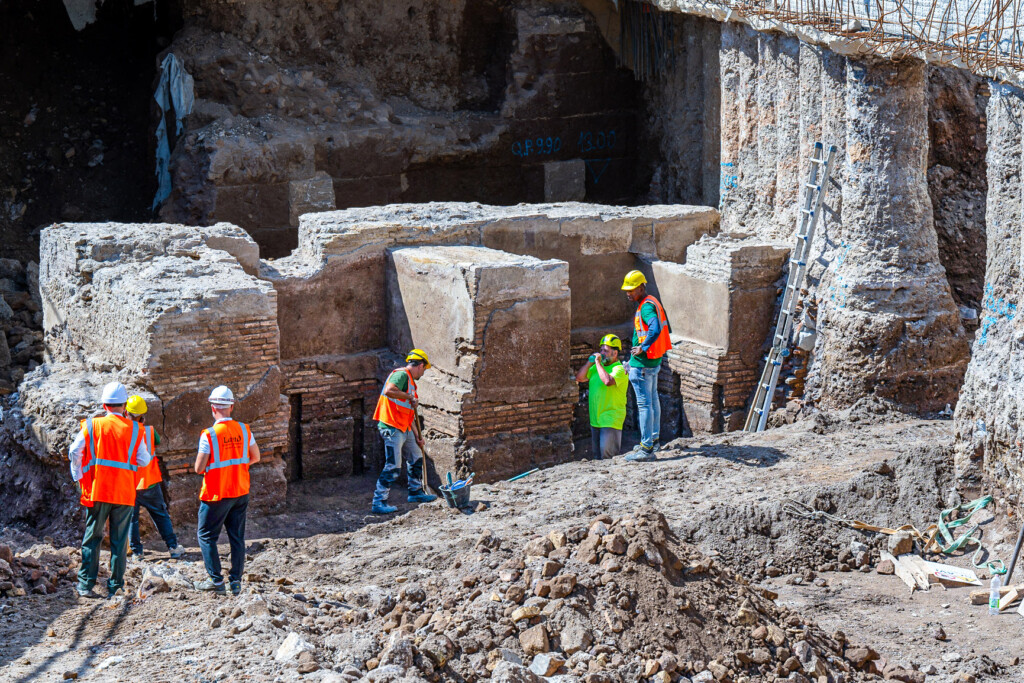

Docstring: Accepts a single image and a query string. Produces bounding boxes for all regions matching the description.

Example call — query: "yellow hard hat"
[126,395,147,415]
[599,334,622,350]
[621,270,647,291]
[406,348,431,369]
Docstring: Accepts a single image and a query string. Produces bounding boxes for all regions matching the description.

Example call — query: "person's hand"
[591,353,601,364]
[410,397,419,409]
[631,346,643,357]
[416,436,425,449]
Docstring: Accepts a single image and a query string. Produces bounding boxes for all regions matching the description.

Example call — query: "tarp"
[152,53,194,210]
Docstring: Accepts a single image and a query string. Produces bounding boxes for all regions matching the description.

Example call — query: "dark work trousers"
[78,502,133,594]
[129,485,178,555]
[197,494,249,584]
[590,426,623,460]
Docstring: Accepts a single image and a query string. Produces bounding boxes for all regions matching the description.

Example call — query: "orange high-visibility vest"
[135,426,163,490]
[78,414,142,507]
[199,420,252,502]
[634,295,672,360]
[373,369,418,432]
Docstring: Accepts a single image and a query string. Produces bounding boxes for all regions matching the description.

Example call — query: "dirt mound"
[323,506,883,682]
[674,444,956,581]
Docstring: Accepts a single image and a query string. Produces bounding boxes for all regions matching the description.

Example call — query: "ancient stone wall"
[710,21,972,412]
[640,13,721,206]
[645,234,789,433]
[160,1,641,257]
[30,222,289,520]
[387,245,574,480]
[954,82,1024,494]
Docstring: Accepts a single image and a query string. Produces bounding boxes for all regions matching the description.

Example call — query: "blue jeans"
[373,426,424,505]
[130,485,178,555]
[628,364,662,449]
[197,495,248,584]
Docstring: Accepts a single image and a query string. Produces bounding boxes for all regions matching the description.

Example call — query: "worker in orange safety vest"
[621,270,671,462]
[125,395,184,561]
[68,381,152,599]
[370,349,438,514]
[193,385,260,596]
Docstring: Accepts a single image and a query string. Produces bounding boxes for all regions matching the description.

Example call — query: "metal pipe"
[1006,519,1024,585]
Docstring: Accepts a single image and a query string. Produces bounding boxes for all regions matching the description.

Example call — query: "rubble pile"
[0,257,43,396]
[0,536,78,598]
[317,507,885,682]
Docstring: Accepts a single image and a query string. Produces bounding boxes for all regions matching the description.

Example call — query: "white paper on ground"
[917,559,982,586]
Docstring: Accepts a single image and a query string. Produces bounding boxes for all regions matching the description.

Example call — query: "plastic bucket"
[440,483,471,509]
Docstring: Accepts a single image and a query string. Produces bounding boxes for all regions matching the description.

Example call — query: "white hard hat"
[208,385,235,406]
[100,382,128,405]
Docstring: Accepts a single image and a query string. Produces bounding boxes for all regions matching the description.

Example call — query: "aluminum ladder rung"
[745,142,837,433]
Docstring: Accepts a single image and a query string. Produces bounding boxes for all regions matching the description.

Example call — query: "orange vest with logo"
[373,369,418,432]
[634,295,672,360]
[135,426,163,490]
[78,414,142,507]
[200,420,252,502]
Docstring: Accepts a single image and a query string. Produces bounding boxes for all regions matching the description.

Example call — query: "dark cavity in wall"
[926,65,988,323]
[633,9,722,207]
[0,0,182,263]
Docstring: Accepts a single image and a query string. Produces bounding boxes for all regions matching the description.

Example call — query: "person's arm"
[382,372,417,408]
[575,355,596,383]
[194,431,211,475]
[135,436,152,468]
[248,431,261,465]
[68,430,86,482]
[593,359,616,387]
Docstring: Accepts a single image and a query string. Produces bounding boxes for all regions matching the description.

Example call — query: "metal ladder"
[744,141,837,432]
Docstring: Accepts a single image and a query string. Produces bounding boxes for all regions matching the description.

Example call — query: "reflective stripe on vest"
[83,418,140,473]
[206,423,251,470]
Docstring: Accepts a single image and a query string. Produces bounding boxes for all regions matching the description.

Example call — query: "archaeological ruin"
[1,0,1022,520]
[6,0,1024,680]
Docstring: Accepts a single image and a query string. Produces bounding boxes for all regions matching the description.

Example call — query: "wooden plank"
[998,586,1021,612]
[969,585,1022,605]
[881,550,922,592]
[896,553,931,591]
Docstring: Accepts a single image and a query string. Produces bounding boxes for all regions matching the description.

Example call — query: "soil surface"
[0,412,1020,682]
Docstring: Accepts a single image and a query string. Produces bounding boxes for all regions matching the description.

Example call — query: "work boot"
[371,502,398,515]
[107,587,125,599]
[229,580,242,596]
[408,490,437,504]
[77,586,101,599]
[169,546,185,559]
[194,578,227,594]
[624,447,656,462]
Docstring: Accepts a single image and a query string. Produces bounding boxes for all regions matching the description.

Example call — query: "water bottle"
[989,575,1002,615]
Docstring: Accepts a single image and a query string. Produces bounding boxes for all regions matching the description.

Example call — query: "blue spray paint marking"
[826,241,853,309]
[512,136,562,158]
[511,129,619,159]
[978,282,1017,346]
[577,130,617,154]
[720,162,737,197]
[585,159,611,184]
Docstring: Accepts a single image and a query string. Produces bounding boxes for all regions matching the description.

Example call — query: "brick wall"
[664,341,757,433]
[281,357,384,480]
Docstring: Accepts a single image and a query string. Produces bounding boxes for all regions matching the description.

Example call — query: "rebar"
[623,0,1024,79]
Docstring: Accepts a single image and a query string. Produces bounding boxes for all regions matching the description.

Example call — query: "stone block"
[544,160,585,202]
[289,172,336,227]
[386,245,570,402]
[644,234,788,367]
